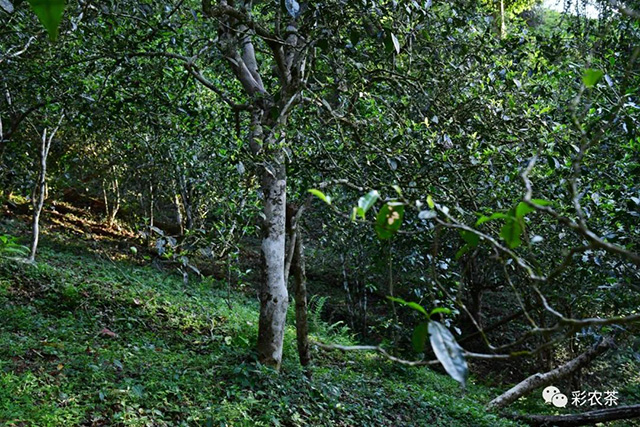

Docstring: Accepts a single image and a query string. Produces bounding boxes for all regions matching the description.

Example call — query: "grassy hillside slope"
[0,224,519,426]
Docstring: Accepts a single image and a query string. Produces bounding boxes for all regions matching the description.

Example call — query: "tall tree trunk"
[499,0,506,38]
[257,157,289,369]
[108,177,120,226]
[285,202,311,369]
[29,130,48,262]
[292,226,311,368]
[29,117,62,262]
[493,0,506,38]
[362,281,368,337]
[103,171,120,227]
[341,254,355,330]
[202,0,306,370]
[147,182,154,246]
[177,167,193,231]
[174,191,184,236]
[102,179,109,222]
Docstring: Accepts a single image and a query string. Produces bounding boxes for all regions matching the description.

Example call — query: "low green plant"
[308,294,328,332]
[0,232,521,426]
[0,234,29,258]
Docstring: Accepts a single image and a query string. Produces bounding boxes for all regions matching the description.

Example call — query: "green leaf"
[583,69,604,88]
[455,244,472,260]
[349,30,360,46]
[531,198,552,206]
[460,230,479,247]
[475,212,508,226]
[357,190,379,219]
[427,195,435,209]
[387,296,428,317]
[428,321,468,387]
[28,0,66,41]
[500,217,523,249]
[515,202,535,218]
[429,307,452,317]
[412,322,429,352]
[2,246,29,256]
[308,189,332,205]
[374,202,404,240]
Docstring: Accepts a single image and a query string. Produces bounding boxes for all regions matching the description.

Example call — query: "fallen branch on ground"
[509,404,640,426]
[487,337,614,410]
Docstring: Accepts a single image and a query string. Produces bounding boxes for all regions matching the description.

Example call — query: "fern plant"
[308,295,327,333]
[0,234,29,258]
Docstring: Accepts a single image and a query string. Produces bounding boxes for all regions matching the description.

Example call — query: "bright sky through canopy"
[543,0,600,18]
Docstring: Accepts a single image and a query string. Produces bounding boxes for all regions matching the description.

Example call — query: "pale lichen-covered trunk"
[29,161,46,263]
[29,118,62,262]
[173,191,184,236]
[257,160,288,368]
[203,0,306,369]
[103,174,120,227]
[500,0,506,38]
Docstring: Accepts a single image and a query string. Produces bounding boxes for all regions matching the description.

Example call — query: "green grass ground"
[0,228,520,426]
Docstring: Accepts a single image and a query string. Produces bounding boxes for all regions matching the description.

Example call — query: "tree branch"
[125,51,250,111]
[487,337,614,410]
[510,405,640,426]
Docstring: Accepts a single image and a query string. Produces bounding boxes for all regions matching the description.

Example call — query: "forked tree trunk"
[202,0,305,370]
[29,131,48,262]
[257,158,289,369]
[29,117,62,262]
[102,172,120,227]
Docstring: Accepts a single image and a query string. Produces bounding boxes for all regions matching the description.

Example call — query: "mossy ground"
[0,217,522,426]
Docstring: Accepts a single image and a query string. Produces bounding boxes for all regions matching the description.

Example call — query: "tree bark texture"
[257,160,288,369]
[203,0,306,369]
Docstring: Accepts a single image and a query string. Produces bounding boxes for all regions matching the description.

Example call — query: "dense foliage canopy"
[1,0,639,425]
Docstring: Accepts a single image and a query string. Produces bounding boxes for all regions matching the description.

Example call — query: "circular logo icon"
[542,386,561,404]
[552,393,568,408]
